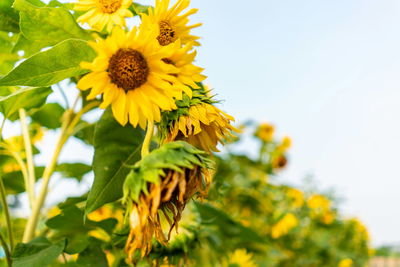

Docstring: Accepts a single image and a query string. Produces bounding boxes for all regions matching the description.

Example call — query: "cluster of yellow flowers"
[74,0,238,259]
[307,194,335,225]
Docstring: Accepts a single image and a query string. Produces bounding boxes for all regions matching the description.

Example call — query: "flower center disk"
[98,0,122,14]
[108,48,150,91]
[157,21,178,46]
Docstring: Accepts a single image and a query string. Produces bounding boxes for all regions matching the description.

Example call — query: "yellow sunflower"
[141,0,202,46]
[74,0,133,32]
[162,40,206,98]
[271,213,299,239]
[164,103,238,153]
[255,122,275,142]
[77,26,186,129]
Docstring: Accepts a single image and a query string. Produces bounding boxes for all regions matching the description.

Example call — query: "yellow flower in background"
[74,0,133,32]
[255,123,275,142]
[225,249,257,267]
[307,194,331,211]
[271,213,298,239]
[164,103,238,153]
[271,154,288,169]
[162,40,206,98]
[78,26,185,129]
[286,188,304,208]
[338,258,353,267]
[141,0,202,46]
[322,210,335,225]
[277,136,292,152]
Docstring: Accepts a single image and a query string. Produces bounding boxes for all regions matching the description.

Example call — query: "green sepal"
[123,141,213,205]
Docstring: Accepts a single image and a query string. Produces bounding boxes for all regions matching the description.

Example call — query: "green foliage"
[31,103,65,129]
[0,87,52,119]
[56,163,91,181]
[12,238,66,267]
[13,0,91,48]
[86,109,145,214]
[0,39,95,87]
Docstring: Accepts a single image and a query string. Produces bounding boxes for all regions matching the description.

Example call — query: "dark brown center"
[108,48,149,91]
[157,21,178,46]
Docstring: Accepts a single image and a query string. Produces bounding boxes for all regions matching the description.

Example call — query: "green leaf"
[13,0,91,47]
[0,7,19,33]
[85,109,145,214]
[0,39,95,87]
[76,238,108,267]
[2,166,44,194]
[12,237,66,267]
[12,33,50,58]
[56,163,92,181]
[0,86,52,119]
[74,120,95,145]
[31,103,65,129]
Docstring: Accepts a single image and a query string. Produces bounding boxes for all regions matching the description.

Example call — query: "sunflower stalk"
[22,101,99,242]
[19,108,36,208]
[0,174,14,252]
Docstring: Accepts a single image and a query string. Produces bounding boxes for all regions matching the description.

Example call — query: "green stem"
[0,232,12,267]
[22,101,99,242]
[19,109,36,208]
[0,175,14,251]
[141,121,154,157]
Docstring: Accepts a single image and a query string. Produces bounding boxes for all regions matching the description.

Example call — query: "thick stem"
[0,175,14,251]
[0,232,12,267]
[141,121,154,157]
[22,101,99,242]
[19,109,36,207]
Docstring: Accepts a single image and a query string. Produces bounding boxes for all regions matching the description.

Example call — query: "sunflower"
[224,249,257,267]
[74,0,133,32]
[162,40,206,98]
[255,122,275,142]
[123,141,212,259]
[271,213,299,239]
[77,26,186,129]
[164,102,238,153]
[141,0,202,46]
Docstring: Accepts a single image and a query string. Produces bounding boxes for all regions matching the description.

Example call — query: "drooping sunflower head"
[74,0,133,32]
[159,86,239,153]
[78,26,187,129]
[141,0,202,46]
[122,141,213,260]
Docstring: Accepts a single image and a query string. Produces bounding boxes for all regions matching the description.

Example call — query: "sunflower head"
[271,213,299,239]
[255,123,275,143]
[74,0,133,32]
[122,141,213,260]
[141,0,202,46]
[78,26,187,129]
[159,86,239,153]
[224,249,258,267]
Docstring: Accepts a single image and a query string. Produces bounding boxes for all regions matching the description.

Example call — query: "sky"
[187,0,400,246]
[5,0,400,246]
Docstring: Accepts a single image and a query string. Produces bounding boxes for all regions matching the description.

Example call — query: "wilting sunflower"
[123,141,213,260]
[141,0,202,46]
[160,87,239,153]
[77,26,185,129]
[74,0,133,32]
[162,40,206,98]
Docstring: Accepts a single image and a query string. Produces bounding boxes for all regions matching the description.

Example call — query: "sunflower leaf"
[85,109,145,215]
[0,39,95,87]
[13,0,91,48]
[31,102,65,129]
[0,86,52,119]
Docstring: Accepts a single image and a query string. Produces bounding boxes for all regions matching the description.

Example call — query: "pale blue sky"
[6,0,400,246]
[188,0,400,246]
